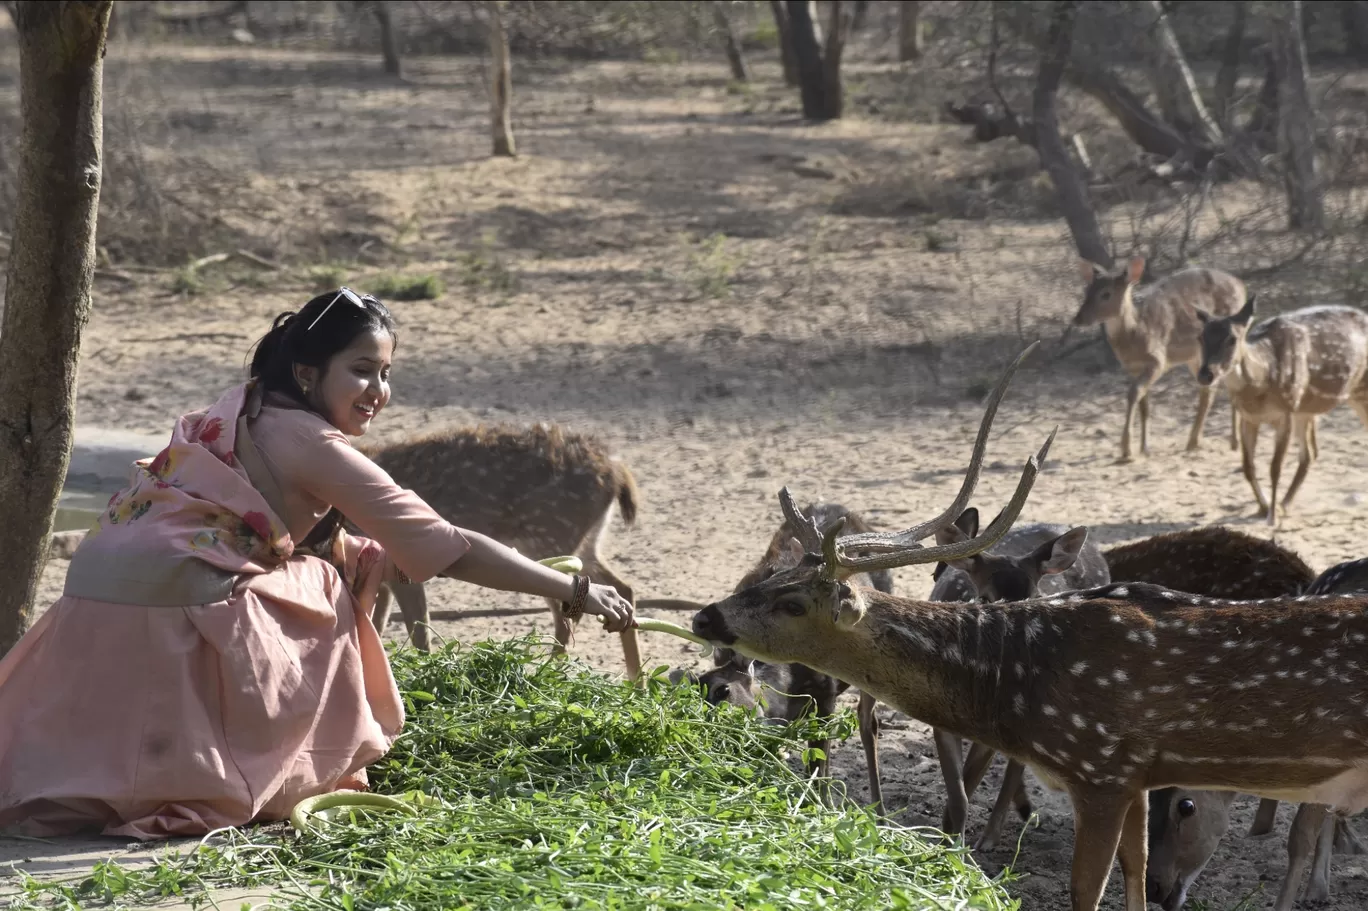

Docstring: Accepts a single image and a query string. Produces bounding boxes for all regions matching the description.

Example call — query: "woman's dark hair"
[248,288,397,404]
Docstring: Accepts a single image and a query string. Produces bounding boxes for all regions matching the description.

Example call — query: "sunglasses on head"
[306,286,379,331]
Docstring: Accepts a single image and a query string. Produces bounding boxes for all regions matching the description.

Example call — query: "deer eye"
[709,683,732,703]
[1177,798,1196,818]
[774,592,814,617]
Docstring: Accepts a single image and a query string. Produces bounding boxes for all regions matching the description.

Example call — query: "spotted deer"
[1073,256,1246,462]
[676,502,894,810]
[688,345,1368,911]
[1196,296,1368,525]
[1098,526,1318,910]
[928,508,1109,851]
[358,423,643,678]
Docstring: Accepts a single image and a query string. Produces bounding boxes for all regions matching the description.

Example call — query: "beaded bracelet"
[561,573,591,621]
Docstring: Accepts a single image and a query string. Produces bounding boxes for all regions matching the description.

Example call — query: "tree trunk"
[1141,0,1222,145]
[787,0,838,120]
[1344,1,1368,59]
[486,0,515,157]
[0,0,112,658]
[1247,50,1279,142]
[850,0,870,33]
[899,0,923,61]
[821,0,851,119]
[1269,0,1324,231]
[1213,1,1247,129]
[1034,0,1111,268]
[768,0,800,87]
[373,1,401,76]
[712,1,750,82]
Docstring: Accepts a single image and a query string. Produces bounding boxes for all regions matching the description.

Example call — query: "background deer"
[676,501,893,810]
[1195,296,1368,524]
[928,507,1108,851]
[1073,256,1245,462]
[689,347,1368,911]
[359,422,643,678]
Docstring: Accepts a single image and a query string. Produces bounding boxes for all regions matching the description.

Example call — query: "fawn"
[1195,295,1368,524]
[928,507,1108,851]
[689,344,1368,911]
[358,422,644,678]
[1099,526,1317,910]
[679,502,893,810]
[1073,256,1245,462]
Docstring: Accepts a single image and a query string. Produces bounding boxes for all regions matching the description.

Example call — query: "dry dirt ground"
[4,32,1368,911]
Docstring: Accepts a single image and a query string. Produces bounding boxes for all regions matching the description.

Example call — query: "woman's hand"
[582,582,636,633]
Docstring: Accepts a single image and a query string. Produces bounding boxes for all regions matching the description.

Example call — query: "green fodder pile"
[11,637,1019,910]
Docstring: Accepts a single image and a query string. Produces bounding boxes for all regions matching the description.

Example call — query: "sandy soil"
[4,32,1368,910]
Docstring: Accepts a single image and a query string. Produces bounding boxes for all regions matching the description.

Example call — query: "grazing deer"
[1073,256,1246,462]
[679,502,894,810]
[1195,296,1368,524]
[1306,558,1368,598]
[359,423,643,678]
[929,508,1109,851]
[689,345,1368,911]
[1099,526,1317,910]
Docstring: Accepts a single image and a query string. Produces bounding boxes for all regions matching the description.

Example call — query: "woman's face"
[301,329,393,436]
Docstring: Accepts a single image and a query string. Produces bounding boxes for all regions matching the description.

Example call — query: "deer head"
[691,343,1056,665]
[1194,292,1257,387]
[932,507,1090,603]
[1073,255,1146,326]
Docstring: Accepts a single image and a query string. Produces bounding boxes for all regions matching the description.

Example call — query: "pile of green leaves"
[12,637,1018,910]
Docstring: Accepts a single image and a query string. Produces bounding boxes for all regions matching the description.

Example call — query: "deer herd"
[44,257,1368,910]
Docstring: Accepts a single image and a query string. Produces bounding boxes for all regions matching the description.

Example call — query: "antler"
[836,340,1040,555]
[825,427,1055,577]
[778,486,825,553]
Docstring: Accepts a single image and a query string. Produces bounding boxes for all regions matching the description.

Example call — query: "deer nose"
[1197,366,1214,385]
[1145,875,1169,906]
[691,604,734,644]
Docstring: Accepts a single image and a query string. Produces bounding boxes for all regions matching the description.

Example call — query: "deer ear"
[1193,306,1212,325]
[1078,259,1097,283]
[934,521,979,573]
[1038,526,1089,575]
[1126,256,1146,285]
[1235,293,1256,326]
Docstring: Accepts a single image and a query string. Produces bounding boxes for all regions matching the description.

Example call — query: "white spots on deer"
[1072,713,1087,730]
[1042,704,1059,717]
[1071,660,1089,676]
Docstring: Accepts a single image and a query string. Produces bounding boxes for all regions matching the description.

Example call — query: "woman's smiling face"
[302,328,393,436]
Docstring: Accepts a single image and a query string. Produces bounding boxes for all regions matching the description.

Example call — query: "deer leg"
[1115,791,1150,911]
[1282,415,1316,512]
[975,760,1027,852]
[962,741,996,796]
[1333,815,1367,854]
[1187,384,1214,451]
[390,581,432,653]
[934,728,970,837]
[1274,802,1329,911]
[1068,787,1135,911]
[1267,416,1292,526]
[578,552,642,682]
[371,582,394,634]
[1239,415,1269,518]
[1120,382,1141,463]
[1305,808,1337,902]
[855,692,884,815]
[1138,391,1151,456]
[1250,797,1281,836]
[1229,393,1242,452]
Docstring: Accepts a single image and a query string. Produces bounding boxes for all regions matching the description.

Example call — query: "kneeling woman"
[0,288,635,840]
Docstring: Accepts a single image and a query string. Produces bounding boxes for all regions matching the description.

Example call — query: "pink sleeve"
[272,418,470,584]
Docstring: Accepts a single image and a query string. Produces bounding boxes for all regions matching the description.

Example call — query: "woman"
[0,288,636,840]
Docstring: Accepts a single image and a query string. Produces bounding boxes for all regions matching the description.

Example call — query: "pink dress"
[0,382,469,840]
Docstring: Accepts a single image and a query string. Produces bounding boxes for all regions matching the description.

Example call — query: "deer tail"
[612,460,639,527]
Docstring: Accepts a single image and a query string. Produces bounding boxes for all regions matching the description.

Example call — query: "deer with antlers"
[1195,295,1368,525]
[1073,256,1246,462]
[689,344,1368,911]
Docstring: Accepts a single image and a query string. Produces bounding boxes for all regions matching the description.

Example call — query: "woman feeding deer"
[0,288,636,840]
